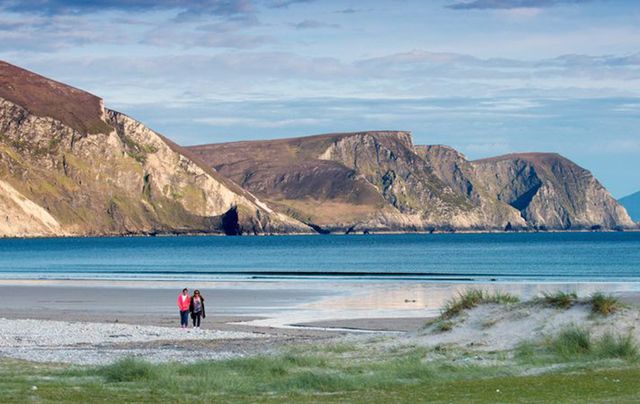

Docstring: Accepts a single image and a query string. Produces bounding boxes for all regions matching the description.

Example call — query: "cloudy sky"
[1,0,639,197]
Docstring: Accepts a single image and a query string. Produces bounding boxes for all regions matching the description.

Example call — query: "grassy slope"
[2,345,639,403]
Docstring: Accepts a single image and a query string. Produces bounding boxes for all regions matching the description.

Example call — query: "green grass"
[538,291,579,309]
[553,327,592,358]
[595,333,639,360]
[2,352,640,403]
[544,327,639,362]
[428,318,454,332]
[98,357,160,382]
[440,289,519,319]
[591,292,624,316]
[325,367,640,403]
[0,330,639,403]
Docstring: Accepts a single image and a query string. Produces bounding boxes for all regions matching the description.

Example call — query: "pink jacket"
[177,294,191,311]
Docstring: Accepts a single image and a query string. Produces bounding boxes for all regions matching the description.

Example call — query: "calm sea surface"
[0,233,638,282]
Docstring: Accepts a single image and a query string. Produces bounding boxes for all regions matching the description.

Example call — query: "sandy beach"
[1,280,640,365]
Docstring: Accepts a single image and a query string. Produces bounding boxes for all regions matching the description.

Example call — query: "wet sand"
[2,280,640,331]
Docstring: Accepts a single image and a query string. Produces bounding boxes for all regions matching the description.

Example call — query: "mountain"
[1,60,633,237]
[188,133,634,232]
[619,191,640,222]
[189,131,489,232]
[472,153,634,230]
[0,61,308,237]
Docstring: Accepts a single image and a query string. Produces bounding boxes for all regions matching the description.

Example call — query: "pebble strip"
[0,318,265,365]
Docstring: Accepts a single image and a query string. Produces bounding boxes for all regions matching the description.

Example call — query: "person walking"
[189,289,206,329]
[177,288,191,328]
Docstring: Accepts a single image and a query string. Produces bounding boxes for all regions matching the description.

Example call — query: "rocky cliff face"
[190,134,634,233]
[190,132,525,232]
[416,145,526,229]
[1,60,632,236]
[0,61,307,237]
[472,153,635,230]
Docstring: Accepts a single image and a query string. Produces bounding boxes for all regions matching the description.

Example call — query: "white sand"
[409,303,640,351]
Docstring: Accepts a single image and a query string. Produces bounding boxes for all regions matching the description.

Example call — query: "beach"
[1,280,640,365]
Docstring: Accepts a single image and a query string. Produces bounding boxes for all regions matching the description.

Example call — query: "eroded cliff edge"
[190,133,634,233]
[0,61,309,237]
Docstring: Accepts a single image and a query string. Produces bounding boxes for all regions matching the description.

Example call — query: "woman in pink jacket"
[177,288,191,328]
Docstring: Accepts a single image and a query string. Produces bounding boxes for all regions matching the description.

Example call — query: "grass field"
[2,336,639,403]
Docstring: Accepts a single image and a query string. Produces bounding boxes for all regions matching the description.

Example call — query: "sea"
[0,232,638,282]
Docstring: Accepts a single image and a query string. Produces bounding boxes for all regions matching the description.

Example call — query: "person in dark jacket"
[189,289,206,328]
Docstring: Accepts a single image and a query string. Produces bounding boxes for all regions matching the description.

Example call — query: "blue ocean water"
[0,232,638,282]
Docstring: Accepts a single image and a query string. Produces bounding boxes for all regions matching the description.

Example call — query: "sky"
[0,0,639,197]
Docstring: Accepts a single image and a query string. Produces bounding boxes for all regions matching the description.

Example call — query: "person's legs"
[195,313,201,328]
[180,310,189,328]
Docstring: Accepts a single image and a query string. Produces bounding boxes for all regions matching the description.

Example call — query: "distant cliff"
[1,60,633,237]
[472,153,634,230]
[619,191,640,223]
[189,133,635,232]
[0,61,308,237]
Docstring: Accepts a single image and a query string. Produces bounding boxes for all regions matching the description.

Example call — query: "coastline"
[1,279,640,366]
[3,279,640,325]
[0,226,638,240]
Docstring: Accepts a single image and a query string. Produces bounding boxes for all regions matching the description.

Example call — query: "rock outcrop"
[472,153,634,230]
[191,131,485,232]
[416,145,526,230]
[0,60,308,237]
[190,134,634,233]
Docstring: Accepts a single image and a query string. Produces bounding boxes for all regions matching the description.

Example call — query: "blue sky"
[0,0,639,197]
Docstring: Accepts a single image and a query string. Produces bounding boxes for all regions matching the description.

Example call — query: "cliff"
[191,132,511,232]
[0,61,308,237]
[190,134,634,233]
[472,153,634,230]
[1,60,632,236]
[416,145,526,229]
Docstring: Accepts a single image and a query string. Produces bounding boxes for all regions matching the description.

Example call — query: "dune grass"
[553,327,593,358]
[518,326,640,362]
[98,357,160,383]
[92,348,440,395]
[538,291,579,309]
[0,349,466,402]
[440,289,519,319]
[596,333,639,360]
[429,318,454,332]
[2,346,640,403]
[590,292,624,316]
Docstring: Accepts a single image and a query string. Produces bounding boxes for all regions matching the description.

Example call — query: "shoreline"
[0,227,638,240]
[1,280,640,365]
[1,279,639,330]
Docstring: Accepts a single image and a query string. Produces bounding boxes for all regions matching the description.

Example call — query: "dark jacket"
[189,297,206,318]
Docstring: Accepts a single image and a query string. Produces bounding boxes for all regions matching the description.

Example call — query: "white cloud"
[195,117,327,128]
[589,139,640,154]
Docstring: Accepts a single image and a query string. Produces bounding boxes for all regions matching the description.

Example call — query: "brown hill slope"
[190,132,523,232]
[0,61,307,237]
[189,134,634,232]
